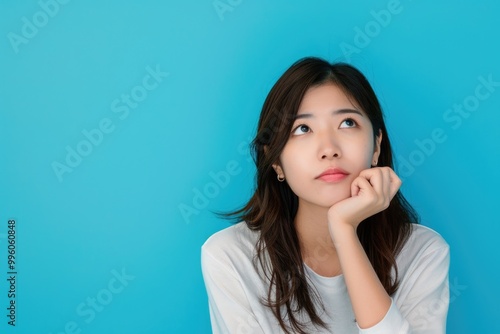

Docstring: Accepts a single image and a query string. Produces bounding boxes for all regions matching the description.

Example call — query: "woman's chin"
[321,192,351,207]
[304,195,351,210]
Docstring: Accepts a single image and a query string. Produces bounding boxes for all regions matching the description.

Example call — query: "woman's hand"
[325,167,400,327]
[327,167,402,240]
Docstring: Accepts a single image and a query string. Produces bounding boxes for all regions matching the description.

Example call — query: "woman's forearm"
[332,224,391,329]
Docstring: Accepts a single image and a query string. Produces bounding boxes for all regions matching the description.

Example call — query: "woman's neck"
[294,201,342,277]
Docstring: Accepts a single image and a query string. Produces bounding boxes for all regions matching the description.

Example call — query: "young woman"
[201,57,450,333]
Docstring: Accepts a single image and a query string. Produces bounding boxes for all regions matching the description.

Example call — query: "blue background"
[1,1,498,333]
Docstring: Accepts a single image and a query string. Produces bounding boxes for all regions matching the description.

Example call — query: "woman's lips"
[317,173,349,182]
[316,168,349,182]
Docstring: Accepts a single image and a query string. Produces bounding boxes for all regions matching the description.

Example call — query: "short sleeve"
[201,245,267,334]
[358,242,450,334]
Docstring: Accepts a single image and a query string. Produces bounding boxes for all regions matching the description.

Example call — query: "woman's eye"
[339,118,357,128]
[292,124,310,135]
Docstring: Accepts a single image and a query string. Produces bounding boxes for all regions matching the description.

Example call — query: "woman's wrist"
[328,219,358,247]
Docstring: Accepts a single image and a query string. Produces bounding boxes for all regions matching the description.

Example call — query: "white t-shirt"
[201,222,450,333]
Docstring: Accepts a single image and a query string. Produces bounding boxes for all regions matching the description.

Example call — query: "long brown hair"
[223,57,416,333]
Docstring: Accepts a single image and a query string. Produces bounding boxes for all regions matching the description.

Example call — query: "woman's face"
[274,83,382,209]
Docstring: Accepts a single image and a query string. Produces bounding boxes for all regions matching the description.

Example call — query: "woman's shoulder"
[407,223,449,251]
[201,221,260,263]
[397,223,449,267]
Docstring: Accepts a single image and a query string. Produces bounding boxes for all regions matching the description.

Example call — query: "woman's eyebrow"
[294,108,364,120]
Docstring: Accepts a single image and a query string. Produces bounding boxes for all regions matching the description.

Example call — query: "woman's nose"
[318,133,341,160]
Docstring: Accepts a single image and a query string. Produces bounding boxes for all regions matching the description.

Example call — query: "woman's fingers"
[330,167,402,229]
[357,167,401,206]
[388,168,402,198]
[351,175,374,197]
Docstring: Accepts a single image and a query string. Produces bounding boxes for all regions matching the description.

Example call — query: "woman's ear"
[372,129,383,166]
[272,163,284,176]
[265,145,283,174]
[272,162,286,182]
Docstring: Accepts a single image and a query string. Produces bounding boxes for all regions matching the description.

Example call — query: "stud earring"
[277,174,285,182]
